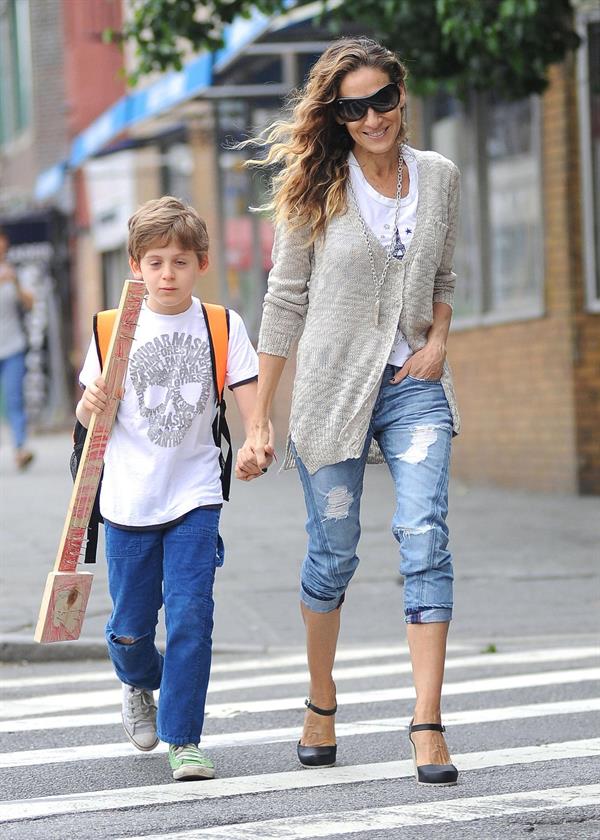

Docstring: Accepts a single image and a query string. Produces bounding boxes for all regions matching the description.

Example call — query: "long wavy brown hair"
[247,38,408,242]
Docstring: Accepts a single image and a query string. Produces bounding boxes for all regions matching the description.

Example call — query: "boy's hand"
[235,421,275,481]
[82,376,109,416]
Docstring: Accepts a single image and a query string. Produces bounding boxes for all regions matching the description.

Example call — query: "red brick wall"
[62,0,124,137]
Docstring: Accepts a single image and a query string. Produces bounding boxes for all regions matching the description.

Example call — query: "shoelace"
[127,690,156,725]
[172,744,210,764]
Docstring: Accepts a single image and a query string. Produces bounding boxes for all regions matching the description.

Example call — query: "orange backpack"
[72,303,231,563]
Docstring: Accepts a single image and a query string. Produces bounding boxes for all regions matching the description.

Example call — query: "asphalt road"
[0,639,599,838]
[1,431,599,836]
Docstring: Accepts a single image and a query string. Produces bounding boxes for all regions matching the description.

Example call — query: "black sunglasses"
[334,83,401,123]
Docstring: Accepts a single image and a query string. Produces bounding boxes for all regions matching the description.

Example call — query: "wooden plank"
[34,571,94,643]
[34,279,145,643]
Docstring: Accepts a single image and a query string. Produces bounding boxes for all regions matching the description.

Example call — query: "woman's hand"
[390,341,446,384]
[235,419,276,481]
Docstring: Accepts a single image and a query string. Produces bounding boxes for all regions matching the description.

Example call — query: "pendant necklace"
[348,145,404,326]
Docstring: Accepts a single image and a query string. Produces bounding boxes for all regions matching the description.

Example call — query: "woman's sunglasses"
[334,83,401,123]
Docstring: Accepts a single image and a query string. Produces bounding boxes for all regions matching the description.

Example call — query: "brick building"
[2,1,598,492]
[415,6,599,494]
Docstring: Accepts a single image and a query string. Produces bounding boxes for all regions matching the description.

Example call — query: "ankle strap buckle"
[304,698,337,716]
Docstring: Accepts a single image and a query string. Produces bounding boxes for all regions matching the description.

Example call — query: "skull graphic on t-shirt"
[129,332,212,447]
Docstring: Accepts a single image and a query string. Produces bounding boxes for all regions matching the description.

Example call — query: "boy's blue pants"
[104,506,224,745]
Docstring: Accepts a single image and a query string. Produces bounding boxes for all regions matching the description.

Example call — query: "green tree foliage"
[114,0,581,99]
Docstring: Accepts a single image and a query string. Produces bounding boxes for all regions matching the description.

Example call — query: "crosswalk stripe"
[1,648,598,719]
[0,667,597,731]
[2,644,594,691]
[198,667,600,718]
[0,698,597,769]
[3,643,453,689]
[118,783,600,839]
[1,738,598,823]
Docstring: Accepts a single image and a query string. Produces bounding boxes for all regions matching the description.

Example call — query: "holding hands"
[236,418,276,481]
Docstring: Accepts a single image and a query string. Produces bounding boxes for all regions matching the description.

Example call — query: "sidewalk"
[1,429,598,661]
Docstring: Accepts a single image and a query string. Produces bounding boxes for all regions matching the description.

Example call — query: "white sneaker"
[121,684,159,751]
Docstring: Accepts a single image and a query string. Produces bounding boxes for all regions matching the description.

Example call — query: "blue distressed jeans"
[295,365,454,623]
[104,506,224,745]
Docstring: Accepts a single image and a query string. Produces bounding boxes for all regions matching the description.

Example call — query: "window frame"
[0,0,32,147]
[423,90,545,331]
[577,8,600,313]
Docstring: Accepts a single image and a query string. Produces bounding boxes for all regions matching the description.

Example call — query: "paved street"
[0,429,599,837]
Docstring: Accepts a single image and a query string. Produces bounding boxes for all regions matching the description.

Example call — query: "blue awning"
[34,4,299,197]
[68,8,273,169]
[69,54,213,167]
[34,161,68,201]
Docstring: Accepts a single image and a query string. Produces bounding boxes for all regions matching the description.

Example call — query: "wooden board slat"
[34,572,94,643]
[34,279,145,643]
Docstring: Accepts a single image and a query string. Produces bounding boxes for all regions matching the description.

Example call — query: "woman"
[0,228,34,470]
[237,37,460,785]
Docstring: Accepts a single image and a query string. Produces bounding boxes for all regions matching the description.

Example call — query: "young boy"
[77,196,270,780]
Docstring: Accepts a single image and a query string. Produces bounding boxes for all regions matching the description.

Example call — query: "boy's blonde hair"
[127,196,209,265]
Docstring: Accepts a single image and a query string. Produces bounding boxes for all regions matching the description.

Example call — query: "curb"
[0,634,271,663]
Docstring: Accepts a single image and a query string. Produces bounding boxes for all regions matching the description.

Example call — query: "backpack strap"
[94,309,118,370]
[201,303,229,400]
[201,303,232,501]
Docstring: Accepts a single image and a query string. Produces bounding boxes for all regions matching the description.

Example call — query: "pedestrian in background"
[237,37,460,785]
[0,227,34,470]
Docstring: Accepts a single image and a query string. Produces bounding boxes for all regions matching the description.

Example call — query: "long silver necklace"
[348,145,404,326]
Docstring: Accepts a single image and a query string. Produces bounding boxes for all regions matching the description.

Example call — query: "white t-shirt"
[79,297,258,527]
[348,147,419,367]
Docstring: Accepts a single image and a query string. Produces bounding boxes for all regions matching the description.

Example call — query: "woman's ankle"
[307,680,336,709]
[412,707,442,725]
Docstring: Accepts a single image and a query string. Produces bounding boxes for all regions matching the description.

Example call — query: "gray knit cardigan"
[257,147,461,473]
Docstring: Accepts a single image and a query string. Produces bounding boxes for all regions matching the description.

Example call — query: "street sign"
[34,279,145,643]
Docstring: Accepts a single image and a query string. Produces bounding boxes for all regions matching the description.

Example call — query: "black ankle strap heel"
[408,720,458,786]
[304,698,337,716]
[297,698,337,768]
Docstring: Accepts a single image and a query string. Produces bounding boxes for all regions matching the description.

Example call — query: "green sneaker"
[168,743,215,781]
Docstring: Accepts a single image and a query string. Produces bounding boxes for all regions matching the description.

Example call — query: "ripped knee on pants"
[323,486,353,521]
[112,635,139,645]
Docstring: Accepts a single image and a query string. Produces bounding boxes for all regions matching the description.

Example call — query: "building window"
[0,0,32,145]
[578,10,600,312]
[486,96,544,316]
[424,90,544,326]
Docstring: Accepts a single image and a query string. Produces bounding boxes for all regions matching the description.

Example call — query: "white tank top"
[348,148,419,367]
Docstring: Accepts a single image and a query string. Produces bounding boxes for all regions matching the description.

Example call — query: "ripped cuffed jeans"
[294,365,453,623]
[104,506,224,745]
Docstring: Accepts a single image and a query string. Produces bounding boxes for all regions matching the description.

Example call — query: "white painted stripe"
[2,644,595,691]
[0,711,121,734]
[1,739,598,823]
[204,667,600,718]
[120,784,600,839]
[1,644,434,690]
[1,698,597,770]
[2,647,598,719]
[0,667,597,732]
